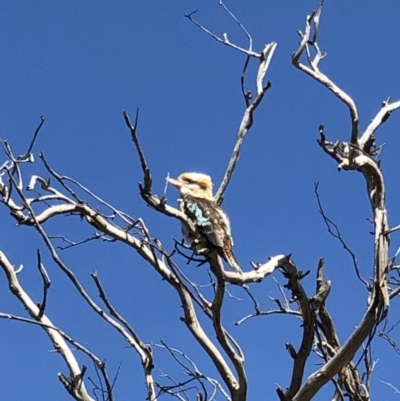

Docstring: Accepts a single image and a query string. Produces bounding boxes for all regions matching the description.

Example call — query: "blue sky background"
[1,1,400,400]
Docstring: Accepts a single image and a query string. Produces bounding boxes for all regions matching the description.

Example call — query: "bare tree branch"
[2,3,398,401]
[358,98,400,151]
[21,115,45,160]
[290,2,391,400]
[280,259,315,400]
[209,257,246,400]
[215,41,276,204]
[123,108,152,195]
[0,311,114,401]
[185,2,276,204]
[292,0,359,144]
[378,379,400,395]
[314,182,369,289]
[36,249,51,319]
[185,8,258,58]
[0,251,95,401]
[90,271,156,400]
[156,341,230,401]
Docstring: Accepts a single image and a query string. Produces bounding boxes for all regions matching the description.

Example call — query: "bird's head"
[168,172,214,200]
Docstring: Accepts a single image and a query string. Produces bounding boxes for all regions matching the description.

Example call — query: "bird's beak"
[167,177,183,189]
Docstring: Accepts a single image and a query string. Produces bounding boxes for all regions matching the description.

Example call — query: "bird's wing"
[184,197,231,248]
[215,207,233,245]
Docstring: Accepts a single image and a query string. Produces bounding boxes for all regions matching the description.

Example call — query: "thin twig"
[185,10,259,58]
[123,109,152,194]
[20,116,45,160]
[314,182,369,289]
[37,249,51,319]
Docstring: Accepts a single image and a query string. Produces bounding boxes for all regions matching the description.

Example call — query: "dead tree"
[1,2,400,401]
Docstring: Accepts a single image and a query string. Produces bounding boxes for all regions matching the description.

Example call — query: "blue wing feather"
[181,195,240,271]
[183,197,231,248]
[185,200,212,228]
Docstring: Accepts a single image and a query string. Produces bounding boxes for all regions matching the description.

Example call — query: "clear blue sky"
[1,1,400,400]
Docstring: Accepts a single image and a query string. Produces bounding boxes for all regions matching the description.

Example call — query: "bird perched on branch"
[168,172,241,272]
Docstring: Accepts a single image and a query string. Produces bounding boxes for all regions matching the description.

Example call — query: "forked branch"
[185,1,276,204]
[279,259,315,400]
[292,0,359,144]
[0,251,95,401]
[290,2,392,400]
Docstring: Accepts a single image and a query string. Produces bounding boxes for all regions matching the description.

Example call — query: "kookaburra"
[168,172,241,272]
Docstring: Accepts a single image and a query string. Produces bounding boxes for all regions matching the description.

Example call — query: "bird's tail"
[221,247,242,273]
